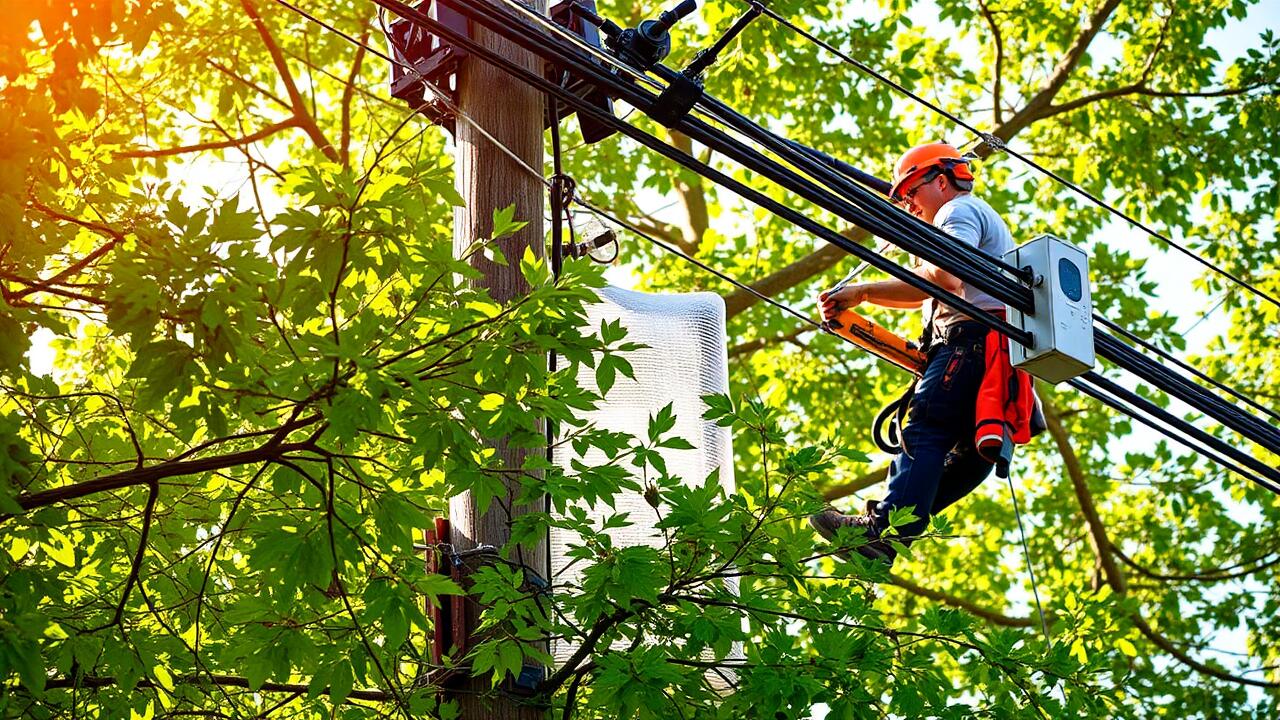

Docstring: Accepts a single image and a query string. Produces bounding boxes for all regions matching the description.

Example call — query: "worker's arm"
[821,264,963,316]
[821,200,976,319]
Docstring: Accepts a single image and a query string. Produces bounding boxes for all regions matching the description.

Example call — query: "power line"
[1070,373,1280,494]
[277,0,1280,492]
[750,4,1280,312]
[1093,314,1280,423]
[464,0,1041,307]
[374,0,1280,469]
[437,0,1280,465]
[542,2,1280,450]
[443,0,1280,456]
[468,0,1280,445]
[423,0,1037,327]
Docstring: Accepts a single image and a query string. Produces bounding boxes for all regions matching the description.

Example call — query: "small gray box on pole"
[1004,234,1095,383]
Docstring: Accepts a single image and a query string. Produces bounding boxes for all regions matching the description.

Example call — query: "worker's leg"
[878,338,986,542]
[929,441,995,516]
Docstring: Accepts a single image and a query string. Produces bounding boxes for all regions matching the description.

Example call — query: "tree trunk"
[451,1,548,717]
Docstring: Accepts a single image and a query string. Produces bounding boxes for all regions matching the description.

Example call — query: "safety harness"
[833,308,1042,478]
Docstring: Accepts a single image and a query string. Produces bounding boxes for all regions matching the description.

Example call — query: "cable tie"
[978,133,1007,153]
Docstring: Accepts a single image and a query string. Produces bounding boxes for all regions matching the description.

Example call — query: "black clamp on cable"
[650,73,704,127]
[650,2,761,127]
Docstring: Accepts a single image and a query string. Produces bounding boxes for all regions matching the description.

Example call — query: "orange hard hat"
[889,142,975,201]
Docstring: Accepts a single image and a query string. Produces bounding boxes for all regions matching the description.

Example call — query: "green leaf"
[330,661,354,705]
[0,299,32,376]
[491,204,528,239]
[647,402,677,442]
[519,245,550,287]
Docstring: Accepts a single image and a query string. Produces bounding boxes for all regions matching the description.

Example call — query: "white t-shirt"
[923,194,1015,330]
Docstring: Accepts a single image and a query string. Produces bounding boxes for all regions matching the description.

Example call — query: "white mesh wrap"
[550,286,741,687]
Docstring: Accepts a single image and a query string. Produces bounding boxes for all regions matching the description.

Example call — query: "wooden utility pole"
[450,1,548,718]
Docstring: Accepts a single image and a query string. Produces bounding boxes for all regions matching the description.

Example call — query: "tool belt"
[926,319,988,351]
[873,314,1044,476]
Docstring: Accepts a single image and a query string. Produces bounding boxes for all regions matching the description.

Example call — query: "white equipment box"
[1004,234,1095,383]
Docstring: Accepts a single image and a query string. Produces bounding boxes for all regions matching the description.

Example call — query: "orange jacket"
[974,328,1038,477]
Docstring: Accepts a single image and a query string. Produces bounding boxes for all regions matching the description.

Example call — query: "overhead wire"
[457,0,1041,305]
[1068,373,1280,494]
[1093,314,1280,423]
[602,3,1280,450]
[413,0,1038,333]
[1007,471,1051,641]
[417,0,1280,458]
[670,7,1280,415]
[749,3,1280,311]
[276,0,1280,492]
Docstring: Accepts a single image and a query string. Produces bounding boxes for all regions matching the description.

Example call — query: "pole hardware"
[382,0,619,143]
[588,0,698,71]
[384,1,471,131]
[681,1,762,79]
[545,0,619,143]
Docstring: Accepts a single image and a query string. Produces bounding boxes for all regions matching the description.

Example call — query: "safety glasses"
[894,168,942,204]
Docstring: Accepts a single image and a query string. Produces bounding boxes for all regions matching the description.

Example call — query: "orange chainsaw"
[820,242,927,375]
[824,308,926,376]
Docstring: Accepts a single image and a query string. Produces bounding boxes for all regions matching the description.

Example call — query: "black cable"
[752,3,1280,312]
[417,0,1280,455]
[407,0,1036,342]
[547,84,566,596]
[1094,332,1280,451]
[483,0,1038,307]
[1093,314,1280,423]
[1071,373,1280,495]
[281,0,1280,490]
[676,71,1034,292]
[782,138,892,195]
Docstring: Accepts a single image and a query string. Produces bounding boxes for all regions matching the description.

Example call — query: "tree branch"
[668,130,710,255]
[239,0,339,161]
[340,30,371,166]
[1037,79,1273,121]
[1131,614,1280,688]
[1112,543,1280,583]
[626,214,685,247]
[724,240,854,319]
[9,440,311,515]
[727,324,813,358]
[1043,395,1280,686]
[205,58,291,110]
[976,0,1006,126]
[17,200,127,298]
[39,674,396,701]
[117,118,300,158]
[998,0,1123,139]
[1041,396,1126,593]
[888,573,1040,628]
[95,481,159,630]
[822,464,889,501]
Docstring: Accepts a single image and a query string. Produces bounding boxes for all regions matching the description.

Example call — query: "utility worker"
[810,141,1016,563]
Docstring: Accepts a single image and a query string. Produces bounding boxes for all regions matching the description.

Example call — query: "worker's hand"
[819,284,868,323]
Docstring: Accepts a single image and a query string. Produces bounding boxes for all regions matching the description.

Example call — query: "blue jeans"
[878,327,993,548]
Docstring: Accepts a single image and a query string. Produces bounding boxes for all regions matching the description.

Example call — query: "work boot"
[809,501,893,562]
